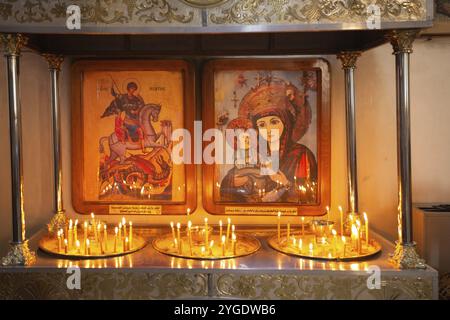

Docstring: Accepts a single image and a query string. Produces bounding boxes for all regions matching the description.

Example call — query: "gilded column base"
[47,211,67,233]
[390,241,426,269]
[1,241,36,266]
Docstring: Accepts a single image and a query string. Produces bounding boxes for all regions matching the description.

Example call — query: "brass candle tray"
[39,233,147,259]
[268,232,381,261]
[152,233,261,260]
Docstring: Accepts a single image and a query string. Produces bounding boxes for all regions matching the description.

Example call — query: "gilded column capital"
[0,33,28,56]
[1,241,36,266]
[386,29,420,55]
[390,241,426,269]
[337,51,361,69]
[42,53,64,71]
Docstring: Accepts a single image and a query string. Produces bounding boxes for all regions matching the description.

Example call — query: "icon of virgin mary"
[219,78,318,203]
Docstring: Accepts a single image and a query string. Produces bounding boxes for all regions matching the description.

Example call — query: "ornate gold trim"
[386,29,420,54]
[212,273,434,299]
[337,51,361,69]
[0,33,28,56]
[47,211,67,234]
[179,0,229,8]
[389,241,426,269]
[210,0,427,25]
[42,53,64,71]
[1,241,36,266]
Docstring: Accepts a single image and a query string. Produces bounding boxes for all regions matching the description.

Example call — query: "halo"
[122,78,141,93]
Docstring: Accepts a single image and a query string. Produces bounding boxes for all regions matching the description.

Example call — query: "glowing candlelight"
[64,239,68,254]
[326,206,330,221]
[339,206,344,236]
[187,208,191,216]
[57,230,62,252]
[309,242,314,256]
[86,239,91,255]
[187,221,193,256]
[114,227,118,253]
[209,240,214,255]
[129,221,133,248]
[299,238,303,253]
[118,222,122,240]
[301,216,305,235]
[125,237,129,251]
[103,225,108,251]
[219,220,223,239]
[97,223,101,243]
[363,212,369,245]
[201,246,205,257]
[204,218,209,245]
[287,222,290,241]
[68,220,73,249]
[277,211,281,243]
[170,221,176,245]
[174,238,179,254]
[74,219,78,243]
[221,235,226,256]
[83,221,88,245]
[351,224,358,252]
[122,217,127,237]
[226,217,231,245]
[232,233,237,255]
[76,240,80,254]
[355,219,362,254]
[176,222,181,248]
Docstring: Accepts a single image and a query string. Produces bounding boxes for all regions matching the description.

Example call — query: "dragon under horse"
[99,103,172,167]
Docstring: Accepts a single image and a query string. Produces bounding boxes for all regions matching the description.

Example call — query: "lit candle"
[351,224,358,252]
[219,220,223,239]
[326,206,330,222]
[232,233,237,255]
[86,239,91,255]
[74,219,78,243]
[114,227,118,253]
[221,235,226,256]
[76,240,80,254]
[226,217,231,245]
[301,216,305,235]
[118,222,122,240]
[277,211,281,243]
[91,211,95,228]
[174,238,179,254]
[287,222,290,241]
[186,208,191,216]
[309,242,314,256]
[176,222,181,249]
[187,221,193,256]
[57,230,62,252]
[356,220,362,254]
[97,223,101,243]
[68,219,73,250]
[339,206,344,236]
[363,212,369,245]
[129,221,133,248]
[122,217,127,237]
[170,221,176,245]
[209,240,214,256]
[125,237,129,251]
[204,218,209,245]
[298,238,303,253]
[103,224,108,251]
[201,246,205,257]
[83,221,88,245]
[64,239,68,254]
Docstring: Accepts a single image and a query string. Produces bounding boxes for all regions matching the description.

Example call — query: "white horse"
[99,103,171,167]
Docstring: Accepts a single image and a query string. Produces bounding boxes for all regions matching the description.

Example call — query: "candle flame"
[351,224,358,235]
[219,220,222,227]
[176,222,181,229]
[341,236,346,243]
[188,220,192,228]
[332,229,337,236]
[76,240,80,247]
[115,227,118,234]
[277,211,281,218]
[170,221,174,228]
[221,235,226,243]
[363,212,368,222]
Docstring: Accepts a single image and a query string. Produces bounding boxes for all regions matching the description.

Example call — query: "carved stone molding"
[337,51,361,69]
[387,29,420,54]
[0,33,28,56]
